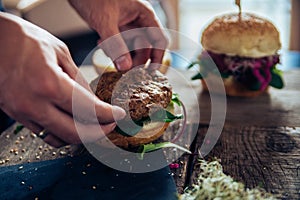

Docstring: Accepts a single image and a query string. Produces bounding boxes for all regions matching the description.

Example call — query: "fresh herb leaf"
[14,125,24,134]
[115,94,183,137]
[115,108,182,137]
[137,142,191,160]
[187,61,201,69]
[248,80,261,91]
[269,67,284,89]
[151,109,183,122]
[116,109,182,137]
[191,73,204,80]
[171,93,181,106]
[221,72,230,78]
[115,120,143,137]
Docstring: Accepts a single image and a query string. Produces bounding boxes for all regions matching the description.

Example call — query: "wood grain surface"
[191,126,300,199]
[1,66,300,199]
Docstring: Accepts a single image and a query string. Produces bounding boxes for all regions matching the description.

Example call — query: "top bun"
[201,13,281,58]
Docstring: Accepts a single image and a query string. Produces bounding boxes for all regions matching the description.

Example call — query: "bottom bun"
[97,122,170,148]
[201,73,268,97]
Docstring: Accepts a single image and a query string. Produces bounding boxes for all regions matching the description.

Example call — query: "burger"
[91,67,184,149]
[188,13,284,97]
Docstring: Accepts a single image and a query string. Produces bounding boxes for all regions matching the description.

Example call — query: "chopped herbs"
[180,159,278,200]
[137,142,191,160]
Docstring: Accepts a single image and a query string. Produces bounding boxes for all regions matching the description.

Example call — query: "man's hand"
[69,0,168,71]
[0,12,126,147]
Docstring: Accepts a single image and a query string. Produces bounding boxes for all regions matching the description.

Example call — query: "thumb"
[97,25,132,71]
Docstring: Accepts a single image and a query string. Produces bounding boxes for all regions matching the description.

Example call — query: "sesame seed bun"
[201,13,281,58]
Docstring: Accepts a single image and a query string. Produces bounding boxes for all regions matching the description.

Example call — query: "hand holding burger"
[91,67,184,149]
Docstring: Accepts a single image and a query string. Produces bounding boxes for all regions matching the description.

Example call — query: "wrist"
[0,12,23,32]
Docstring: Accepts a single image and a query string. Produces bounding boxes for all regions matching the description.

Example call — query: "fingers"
[132,36,152,67]
[41,103,117,144]
[97,25,132,71]
[145,28,168,66]
[134,1,169,65]
[43,134,66,148]
[55,44,92,92]
[51,73,126,124]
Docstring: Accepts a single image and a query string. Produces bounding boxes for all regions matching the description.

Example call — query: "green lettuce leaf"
[137,142,191,160]
[115,94,183,137]
[269,67,284,89]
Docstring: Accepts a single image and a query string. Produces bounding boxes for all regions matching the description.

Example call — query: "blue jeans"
[0,0,4,11]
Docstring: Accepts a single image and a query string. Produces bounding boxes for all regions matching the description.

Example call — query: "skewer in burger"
[188,13,284,97]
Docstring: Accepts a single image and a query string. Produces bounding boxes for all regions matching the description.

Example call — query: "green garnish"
[151,109,183,123]
[249,80,262,91]
[220,72,230,78]
[188,57,284,91]
[171,93,182,106]
[188,58,229,80]
[187,61,201,69]
[137,142,191,160]
[115,93,183,137]
[115,120,143,137]
[188,60,206,80]
[14,125,24,134]
[191,73,204,80]
[269,67,284,89]
[180,159,278,200]
[116,109,183,137]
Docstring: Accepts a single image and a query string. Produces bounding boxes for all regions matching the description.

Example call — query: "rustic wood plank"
[0,123,82,167]
[190,126,300,199]
[164,123,199,193]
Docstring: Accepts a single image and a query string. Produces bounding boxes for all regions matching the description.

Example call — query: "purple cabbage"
[200,51,280,91]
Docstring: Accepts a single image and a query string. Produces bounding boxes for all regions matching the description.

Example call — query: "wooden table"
[1,65,300,199]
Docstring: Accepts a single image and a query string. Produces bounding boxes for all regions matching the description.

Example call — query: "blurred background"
[2,0,299,63]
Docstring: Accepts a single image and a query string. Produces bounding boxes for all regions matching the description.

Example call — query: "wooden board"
[1,66,300,198]
[0,123,82,167]
[190,126,300,199]
[165,123,199,194]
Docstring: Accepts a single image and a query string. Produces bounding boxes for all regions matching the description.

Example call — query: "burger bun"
[201,13,281,58]
[201,73,268,97]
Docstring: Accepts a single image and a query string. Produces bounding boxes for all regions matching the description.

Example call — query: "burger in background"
[188,13,284,97]
[93,49,172,75]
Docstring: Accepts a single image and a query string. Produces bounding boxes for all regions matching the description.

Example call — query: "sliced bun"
[97,122,170,148]
[92,49,171,74]
[201,13,281,58]
[201,73,268,97]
